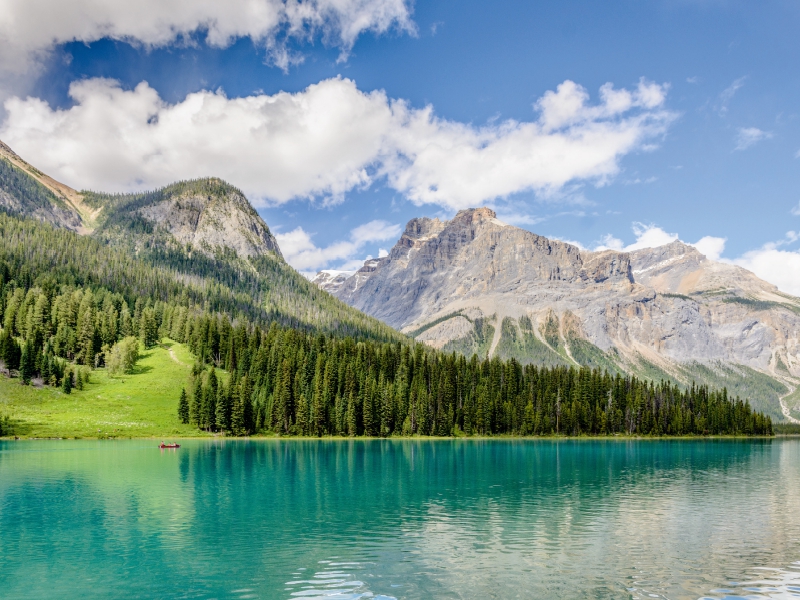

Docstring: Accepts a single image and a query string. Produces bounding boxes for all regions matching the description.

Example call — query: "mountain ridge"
[314,207,800,419]
[0,139,403,344]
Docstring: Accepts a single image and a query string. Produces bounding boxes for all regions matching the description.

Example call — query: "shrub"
[107,337,140,375]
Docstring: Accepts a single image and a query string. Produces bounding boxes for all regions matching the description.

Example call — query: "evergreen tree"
[216,379,231,432]
[203,368,218,431]
[190,376,203,426]
[19,338,35,384]
[178,388,190,424]
[231,382,244,435]
[62,369,73,394]
[0,327,21,371]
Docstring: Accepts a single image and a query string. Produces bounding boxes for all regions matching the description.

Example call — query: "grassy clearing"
[0,340,210,439]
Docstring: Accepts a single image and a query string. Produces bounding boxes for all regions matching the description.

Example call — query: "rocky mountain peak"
[140,178,282,259]
[0,140,284,262]
[314,207,800,401]
[0,138,97,232]
[452,206,498,224]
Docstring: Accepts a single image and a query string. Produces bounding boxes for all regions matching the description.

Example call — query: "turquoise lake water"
[2,439,800,599]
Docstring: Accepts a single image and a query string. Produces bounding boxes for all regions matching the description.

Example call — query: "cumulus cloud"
[735,127,773,151]
[692,235,726,261]
[386,79,674,209]
[275,218,401,273]
[0,76,675,211]
[594,223,678,252]
[0,0,414,74]
[2,78,393,204]
[731,248,800,296]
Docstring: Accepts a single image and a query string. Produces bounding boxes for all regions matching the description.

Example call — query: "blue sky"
[1,0,799,290]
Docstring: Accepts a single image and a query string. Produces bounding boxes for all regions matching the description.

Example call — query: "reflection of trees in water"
[1,439,798,599]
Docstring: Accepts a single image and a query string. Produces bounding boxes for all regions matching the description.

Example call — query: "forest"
[0,209,773,437]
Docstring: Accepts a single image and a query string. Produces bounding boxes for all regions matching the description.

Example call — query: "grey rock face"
[311,269,356,293]
[318,208,800,380]
[0,139,87,232]
[0,186,83,231]
[137,181,282,259]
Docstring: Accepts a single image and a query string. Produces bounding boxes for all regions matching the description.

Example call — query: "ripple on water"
[284,560,397,600]
[700,563,800,599]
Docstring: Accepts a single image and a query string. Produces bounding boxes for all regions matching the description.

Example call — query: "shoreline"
[1,433,786,441]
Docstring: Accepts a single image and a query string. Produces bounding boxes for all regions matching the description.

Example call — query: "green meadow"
[0,340,214,439]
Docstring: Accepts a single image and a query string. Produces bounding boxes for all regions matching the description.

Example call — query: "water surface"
[2,439,800,599]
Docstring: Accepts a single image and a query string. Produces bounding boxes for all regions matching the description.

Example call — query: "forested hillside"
[183,325,773,437]
[0,147,777,438]
[0,211,401,342]
[0,211,772,437]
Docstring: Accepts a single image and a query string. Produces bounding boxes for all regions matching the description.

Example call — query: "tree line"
[0,210,773,437]
[181,324,772,437]
[0,210,401,343]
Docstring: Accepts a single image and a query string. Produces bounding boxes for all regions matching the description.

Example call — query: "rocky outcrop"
[0,140,284,261]
[311,269,356,293]
[317,208,800,387]
[135,180,282,259]
[0,139,89,232]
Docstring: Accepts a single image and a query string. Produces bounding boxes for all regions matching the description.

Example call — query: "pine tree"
[231,382,244,435]
[190,376,203,425]
[19,339,35,384]
[178,388,190,424]
[203,367,218,431]
[0,327,21,371]
[347,392,357,437]
[216,379,230,432]
[241,374,254,434]
[62,369,73,394]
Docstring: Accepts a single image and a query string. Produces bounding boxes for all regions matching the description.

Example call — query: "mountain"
[315,207,800,419]
[311,269,357,294]
[83,179,282,259]
[0,139,401,343]
[0,140,90,231]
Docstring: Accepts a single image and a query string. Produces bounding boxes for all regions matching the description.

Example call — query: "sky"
[0,0,799,292]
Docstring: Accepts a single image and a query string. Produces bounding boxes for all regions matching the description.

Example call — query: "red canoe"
[159,443,180,449]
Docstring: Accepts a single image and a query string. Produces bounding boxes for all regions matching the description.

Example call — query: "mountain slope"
[84,179,282,259]
[316,207,800,419]
[0,140,402,343]
[0,141,89,231]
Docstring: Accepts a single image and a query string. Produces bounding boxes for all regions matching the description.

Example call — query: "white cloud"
[0,76,675,211]
[791,201,800,216]
[2,77,394,204]
[275,218,401,272]
[550,237,587,251]
[692,236,726,261]
[596,222,678,252]
[627,223,679,250]
[735,127,773,151]
[731,248,800,296]
[383,79,674,210]
[718,76,746,114]
[0,0,415,74]
[595,234,624,251]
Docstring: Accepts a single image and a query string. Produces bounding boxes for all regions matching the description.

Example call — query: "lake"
[1,439,799,599]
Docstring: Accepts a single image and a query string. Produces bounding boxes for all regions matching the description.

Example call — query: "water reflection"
[284,560,397,599]
[701,563,800,599]
[0,439,799,599]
